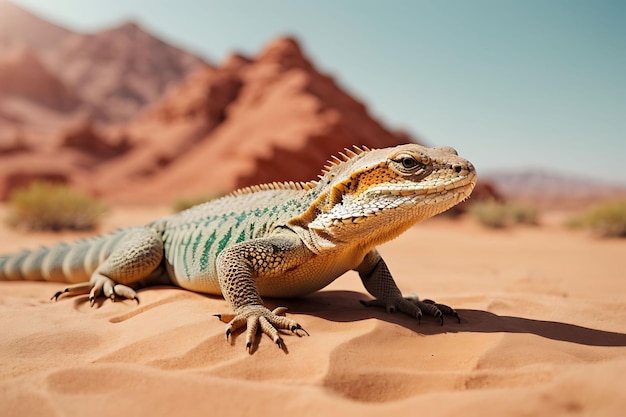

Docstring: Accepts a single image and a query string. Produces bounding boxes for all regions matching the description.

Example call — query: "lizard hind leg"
[51,227,164,306]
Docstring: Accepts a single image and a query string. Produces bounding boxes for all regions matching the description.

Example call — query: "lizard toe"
[52,276,139,307]
[50,282,92,302]
[218,305,304,351]
[112,284,139,303]
[361,296,424,321]
[410,297,460,324]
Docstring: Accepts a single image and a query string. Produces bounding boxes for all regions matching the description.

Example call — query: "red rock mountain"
[90,37,411,202]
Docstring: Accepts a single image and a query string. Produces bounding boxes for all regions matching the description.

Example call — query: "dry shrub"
[567,200,626,237]
[469,200,539,229]
[507,202,540,225]
[7,181,108,231]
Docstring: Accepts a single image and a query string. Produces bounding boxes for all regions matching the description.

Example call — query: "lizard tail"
[0,230,127,283]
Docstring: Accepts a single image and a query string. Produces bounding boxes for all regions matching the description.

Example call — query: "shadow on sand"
[270,290,626,348]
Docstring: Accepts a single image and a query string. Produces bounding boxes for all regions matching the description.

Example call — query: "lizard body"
[0,144,476,350]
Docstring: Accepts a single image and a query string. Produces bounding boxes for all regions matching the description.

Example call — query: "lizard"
[0,143,477,350]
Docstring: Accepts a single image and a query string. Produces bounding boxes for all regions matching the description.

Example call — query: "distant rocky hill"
[44,21,208,123]
[483,170,626,209]
[0,0,206,126]
[0,46,82,115]
[0,0,70,54]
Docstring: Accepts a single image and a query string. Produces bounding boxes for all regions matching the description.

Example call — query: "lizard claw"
[291,323,309,337]
[215,305,304,351]
[51,288,69,301]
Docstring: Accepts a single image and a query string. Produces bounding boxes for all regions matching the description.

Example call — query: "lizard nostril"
[454,165,462,173]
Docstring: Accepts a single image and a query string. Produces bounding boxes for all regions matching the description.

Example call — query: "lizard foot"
[407,295,460,325]
[51,276,139,306]
[214,305,308,351]
[360,294,460,325]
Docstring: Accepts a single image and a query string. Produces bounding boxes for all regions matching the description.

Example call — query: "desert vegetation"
[6,181,108,231]
[567,200,626,237]
[468,200,539,229]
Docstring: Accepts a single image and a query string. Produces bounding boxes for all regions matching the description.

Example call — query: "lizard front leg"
[355,249,459,325]
[214,233,310,351]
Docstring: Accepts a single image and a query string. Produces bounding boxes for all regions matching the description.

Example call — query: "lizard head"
[290,143,477,247]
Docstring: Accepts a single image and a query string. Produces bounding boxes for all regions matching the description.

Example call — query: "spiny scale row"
[322,145,372,172]
[230,181,318,197]
[230,145,373,197]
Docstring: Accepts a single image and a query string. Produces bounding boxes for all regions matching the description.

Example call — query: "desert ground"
[1,204,625,417]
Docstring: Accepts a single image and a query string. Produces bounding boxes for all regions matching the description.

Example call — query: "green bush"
[469,200,539,229]
[7,181,108,231]
[172,190,226,213]
[567,200,626,237]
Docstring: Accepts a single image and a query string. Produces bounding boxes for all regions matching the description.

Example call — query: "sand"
[1,205,625,417]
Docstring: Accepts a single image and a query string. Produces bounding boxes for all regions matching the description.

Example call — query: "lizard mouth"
[374,173,476,199]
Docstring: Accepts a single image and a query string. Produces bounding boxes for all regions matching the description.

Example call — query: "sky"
[11,0,626,185]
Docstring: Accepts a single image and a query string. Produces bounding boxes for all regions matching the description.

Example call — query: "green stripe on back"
[199,230,217,270]
[217,227,233,254]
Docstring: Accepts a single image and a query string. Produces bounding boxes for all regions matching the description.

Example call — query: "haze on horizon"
[8,0,626,185]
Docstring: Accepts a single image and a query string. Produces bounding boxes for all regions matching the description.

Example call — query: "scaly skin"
[0,144,477,351]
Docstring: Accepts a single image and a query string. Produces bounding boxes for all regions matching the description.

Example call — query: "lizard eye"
[391,152,430,174]
[400,156,419,169]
